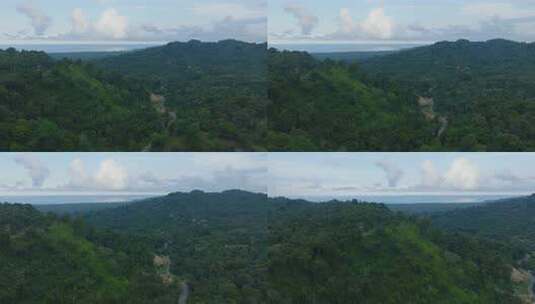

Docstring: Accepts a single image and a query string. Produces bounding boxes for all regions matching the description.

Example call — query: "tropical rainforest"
[0,40,267,151]
[1,190,531,303]
[269,39,535,151]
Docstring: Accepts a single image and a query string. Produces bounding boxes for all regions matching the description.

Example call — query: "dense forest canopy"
[267,49,436,151]
[2,191,529,303]
[270,39,535,151]
[0,48,162,151]
[0,40,267,152]
[430,194,535,252]
[94,40,268,151]
[268,198,522,304]
[0,203,179,303]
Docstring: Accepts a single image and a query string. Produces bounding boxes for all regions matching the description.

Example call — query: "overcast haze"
[269,0,535,44]
[0,0,266,43]
[268,153,535,199]
[0,153,267,196]
[2,153,534,203]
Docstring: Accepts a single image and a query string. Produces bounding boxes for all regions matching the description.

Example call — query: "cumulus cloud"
[94,8,128,39]
[273,2,535,43]
[375,160,404,187]
[60,156,266,194]
[284,4,319,35]
[336,7,393,40]
[16,2,52,36]
[14,155,50,188]
[361,8,393,39]
[66,158,129,191]
[444,158,480,190]
[95,159,128,190]
[415,158,480,191]
[71,8,89,34]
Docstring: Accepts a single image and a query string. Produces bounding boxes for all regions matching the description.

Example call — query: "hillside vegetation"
[0,40,267,151]
[268,49,436,151]
[360,39,535,151]
[95,40,268,151]
[270,39,535,151]
[0,48,162,151]
[2,192,528,303]
[0,203,179,303]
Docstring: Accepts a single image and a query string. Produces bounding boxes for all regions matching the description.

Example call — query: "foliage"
[95,40,268,151]
[267,49,437,151]
[0,48,163,151]
[0,203,179,303]
[267,199,521,303]
[360,39,535,151]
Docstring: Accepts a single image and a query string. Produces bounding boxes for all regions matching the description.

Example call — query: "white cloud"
[95,159,128,190]
[361,8,393,39]
[95,8,128,39]
[71,8,89,34]
[375,160,404,187]
[421,160,442,188]
[444,158,480,190]
[16,2,52,36]
[337,7,393,40]
[68,158,89,188]
[14,155,50,188]
[284,4,319,35]
[66,158,128,191]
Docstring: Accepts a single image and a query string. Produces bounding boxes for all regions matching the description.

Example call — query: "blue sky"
[269,0,535,44]
[268,153,535,198]
[0,153,267,195]
[0,0,266,43]
[2,153,534,201]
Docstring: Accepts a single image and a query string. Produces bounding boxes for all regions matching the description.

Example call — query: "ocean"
[269,43,426,53]
[0,43,164,53]
[290,194,519,205]
[0,194,158,205]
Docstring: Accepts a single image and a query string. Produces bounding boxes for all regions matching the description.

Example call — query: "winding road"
[178,282,190,304]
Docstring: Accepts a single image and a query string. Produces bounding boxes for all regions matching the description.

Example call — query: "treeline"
[1,191,526,303]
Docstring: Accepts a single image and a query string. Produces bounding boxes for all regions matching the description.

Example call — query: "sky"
[2,153,534,202]
[269,0,535,44]
[0,153,267,196]
[0,0,266,43]
[268,153,535,199]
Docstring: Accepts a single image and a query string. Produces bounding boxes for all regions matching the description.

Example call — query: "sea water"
[0,43,163,53]
[269,43,426,53]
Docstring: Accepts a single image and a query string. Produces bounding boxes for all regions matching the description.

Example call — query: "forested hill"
[268,198,522,303]
[85,190,271,303]
[267,49,437,151]
[96,40,266,92]
[0,48,163,151]
[360,39,535,150]
[94,40,268,151]
[0,203,179,303]
[0,40,268,152]
[1,193,528,303]
[431,194,535,251]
